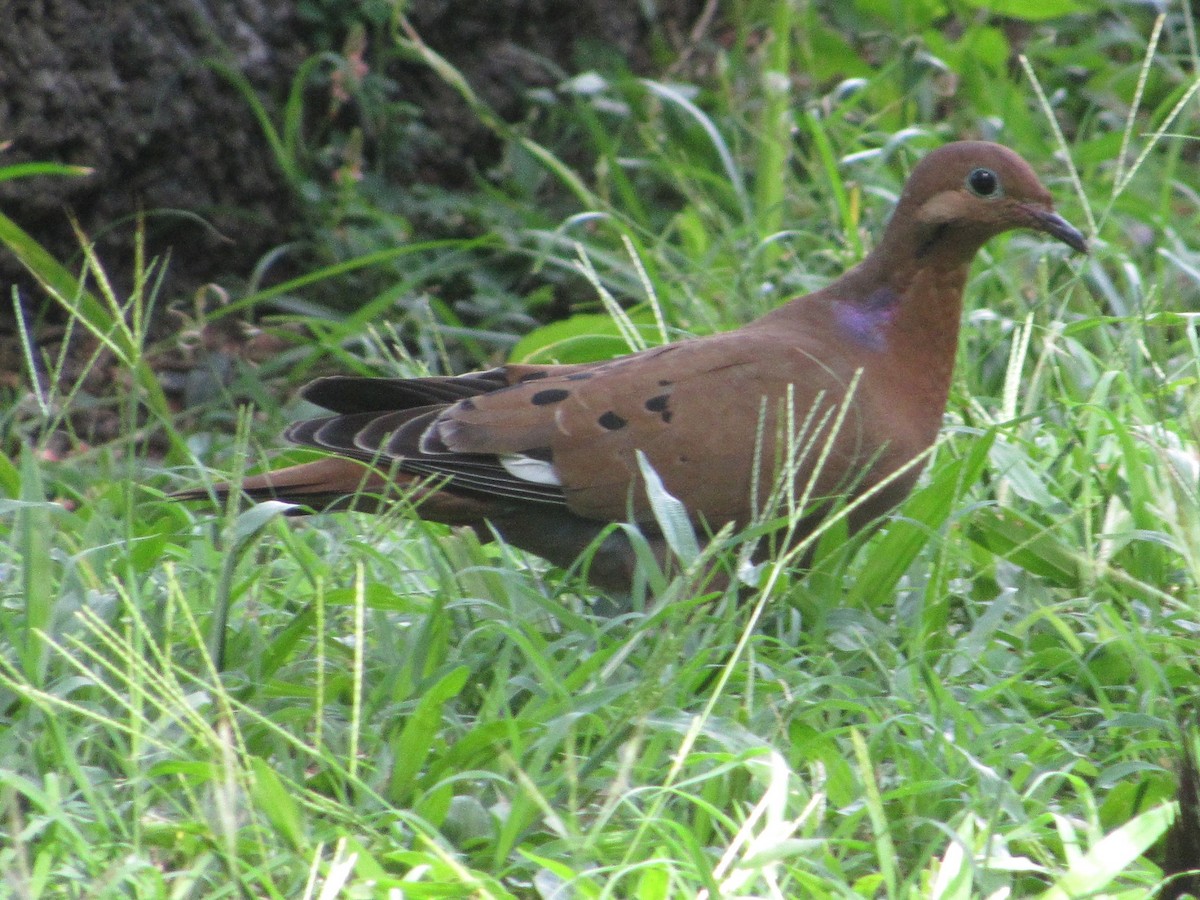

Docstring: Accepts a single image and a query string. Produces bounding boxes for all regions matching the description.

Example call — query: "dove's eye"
[966,167,1000,198]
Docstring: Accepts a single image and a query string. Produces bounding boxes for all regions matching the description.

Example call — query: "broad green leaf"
[966,507,1082,587]
[0,449,21,498]
[989,437,1060,507]
[18,450,53,684]
[846,431,993,606]
[510,308,661,364]
[1039,803,1176,900]
[232,501,293,546]
[248,756,306,851]
[388,665,469,801]
[637,450,700,566]
[959,0,1087,21]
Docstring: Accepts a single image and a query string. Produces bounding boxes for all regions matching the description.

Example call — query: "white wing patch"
[499,453,562,486]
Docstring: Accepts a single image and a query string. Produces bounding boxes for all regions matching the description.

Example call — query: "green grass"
[3,1,1200,896]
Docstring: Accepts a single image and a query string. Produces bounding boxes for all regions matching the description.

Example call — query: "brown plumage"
[177,142,1087,592]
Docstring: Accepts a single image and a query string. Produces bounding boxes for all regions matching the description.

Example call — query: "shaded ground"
[0,0,709,449]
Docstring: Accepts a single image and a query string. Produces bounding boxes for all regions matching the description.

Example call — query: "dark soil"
[0,0,710,453]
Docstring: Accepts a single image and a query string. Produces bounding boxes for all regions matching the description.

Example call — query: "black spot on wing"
[642,393,672,424]
[645,394,669,412]
[531,389,570,406]
[519,371,550,382]
[598,411,627,431]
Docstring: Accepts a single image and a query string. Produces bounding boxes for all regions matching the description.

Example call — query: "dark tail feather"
[173,456,499,524]
[172,457,390,511]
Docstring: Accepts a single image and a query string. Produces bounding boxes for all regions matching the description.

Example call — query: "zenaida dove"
[179,141,1086,592]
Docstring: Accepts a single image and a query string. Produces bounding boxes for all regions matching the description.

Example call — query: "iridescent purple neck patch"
[833,286,899,352]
